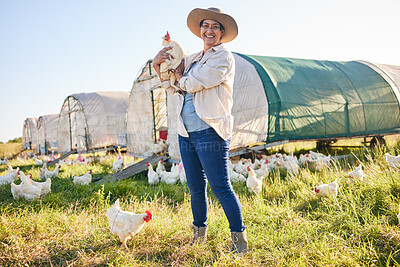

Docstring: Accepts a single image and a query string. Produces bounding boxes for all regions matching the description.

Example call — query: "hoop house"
[126,54,400,161]
[58,91,129,153]
[234,53,400,143]
[37,114,59,154]
[22,117,38,151]
[126,60,179,158]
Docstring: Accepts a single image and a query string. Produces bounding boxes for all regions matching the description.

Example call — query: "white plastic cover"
[37,114,59,154]
[126,55,269,161]
[126,60,168,158]
[22,117,38,151]
[58,91,129,152]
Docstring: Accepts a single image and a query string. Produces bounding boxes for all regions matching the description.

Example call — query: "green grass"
[1,141,400,266]
[0,143,22,159]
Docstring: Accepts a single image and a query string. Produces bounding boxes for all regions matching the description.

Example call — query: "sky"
[1,0,399,143]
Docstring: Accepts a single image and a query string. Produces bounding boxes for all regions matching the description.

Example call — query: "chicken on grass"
[106,199,152,250]
[348,165,364,183]
[314,180,339,198]
[72,170,93,185]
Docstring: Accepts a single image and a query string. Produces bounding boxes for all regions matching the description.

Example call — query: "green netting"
[236,53,400,143]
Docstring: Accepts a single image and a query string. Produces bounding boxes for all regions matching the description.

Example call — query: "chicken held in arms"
[159,31,184,88]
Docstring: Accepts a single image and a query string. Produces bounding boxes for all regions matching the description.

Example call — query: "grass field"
[1,139,400,266]
[0,143,22,159]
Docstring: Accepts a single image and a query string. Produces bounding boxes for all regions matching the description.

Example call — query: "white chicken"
[314,180,339,198]
[0,157,9,164]
[6,165,19,175]
[39,162,47,179]
[60,158,73,165]
[229,168,246,183]
[44,164,61,179]
[233,160,247,175]
[281,160,299,175]
[72,170,93,185]
[178,161,186,184]
[35,158,44,165]
[254,159,269,179]
[308,151,331,171]
[159,31,184,88]
[170,163,179,174]
[251,158,262,170]
[11,181,42,201]
[106,199,152,249]
[159,169,179,185]
[112,154,125,173]
[151,139,168,155]
[156,159,166,175]
[19,171,51,196]
[146,162,159,185]
[385,153,400,168]
[246,166,263,194]
[11,172,43,201]
[397,204,400,225]
[0,165,19,185]
[348,165,364,183]
[299,153,310,166]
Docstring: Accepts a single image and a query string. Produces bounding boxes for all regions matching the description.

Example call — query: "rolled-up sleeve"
[179,50,232,94]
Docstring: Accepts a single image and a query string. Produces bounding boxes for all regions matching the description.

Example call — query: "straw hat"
[187,7,238,43]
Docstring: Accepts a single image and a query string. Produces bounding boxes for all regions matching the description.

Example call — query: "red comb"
[247,166,251,171]
[164,31,171,41]
[144,210,152,222]
[29,173,33,179]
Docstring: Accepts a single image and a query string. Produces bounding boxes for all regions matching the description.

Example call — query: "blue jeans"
[179,128,246,232]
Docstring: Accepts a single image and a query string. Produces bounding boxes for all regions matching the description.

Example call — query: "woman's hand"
[153,47,173,66]
[153,47,173,81]
[174,59,185,82]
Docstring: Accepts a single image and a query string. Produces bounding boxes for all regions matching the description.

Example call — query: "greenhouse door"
[69,110,89,152]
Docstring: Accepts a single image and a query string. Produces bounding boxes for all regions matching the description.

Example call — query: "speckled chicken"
[106,199,152,249]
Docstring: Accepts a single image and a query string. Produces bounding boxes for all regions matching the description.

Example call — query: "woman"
[153,7,248,254]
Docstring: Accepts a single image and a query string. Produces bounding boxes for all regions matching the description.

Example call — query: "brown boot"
[190,224,207,245]
[231,230,249,254]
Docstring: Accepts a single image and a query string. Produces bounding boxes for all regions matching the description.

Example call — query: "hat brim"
[187,8,238,43]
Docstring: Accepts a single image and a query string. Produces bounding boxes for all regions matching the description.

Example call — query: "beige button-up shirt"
[161,44,235,140]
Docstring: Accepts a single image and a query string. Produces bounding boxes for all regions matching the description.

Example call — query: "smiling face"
[200,19,225,51]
